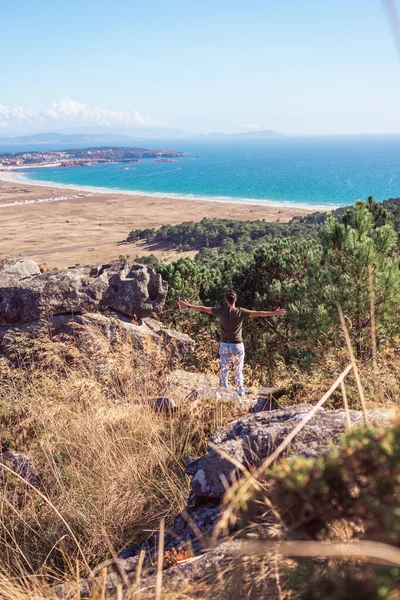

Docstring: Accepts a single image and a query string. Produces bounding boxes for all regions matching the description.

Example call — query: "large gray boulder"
[0,257,167,325]
[119,404,392,571]
[186,404,391,501]
[0,257,195,362]
[0,311,194,362]
[0,256,41,281]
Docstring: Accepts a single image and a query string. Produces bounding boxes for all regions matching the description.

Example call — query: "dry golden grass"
[0,323,399,599]
[0,328,240,586]
[259,341,400,412]
[0,554,284,600]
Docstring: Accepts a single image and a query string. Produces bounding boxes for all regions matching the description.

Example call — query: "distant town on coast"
[0,146,183,169]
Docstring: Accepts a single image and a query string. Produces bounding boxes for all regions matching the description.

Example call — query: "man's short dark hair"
[226,289,237,304]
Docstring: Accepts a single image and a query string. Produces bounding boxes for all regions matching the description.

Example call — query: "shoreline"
[0,168,336,212]
[0,174,322,269]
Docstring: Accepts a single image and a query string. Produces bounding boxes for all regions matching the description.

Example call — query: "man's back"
[177,292,285,399]
[211,305,251,343]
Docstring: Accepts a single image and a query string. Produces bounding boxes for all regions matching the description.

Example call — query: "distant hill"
[0,129,283,144]
[231,129,283,138]
[0,132,136,145]
[202,129,282,139]
[0,128,194,144]
[54,126,191,139]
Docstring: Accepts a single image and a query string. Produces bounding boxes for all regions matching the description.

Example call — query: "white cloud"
[239,123,264,131]
[0,98,165,130]
[0,104,36,128]
[41,98,162,127]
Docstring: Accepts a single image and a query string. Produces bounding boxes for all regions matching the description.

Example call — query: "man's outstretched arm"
[248,308,286,318]
[177,299,213,314]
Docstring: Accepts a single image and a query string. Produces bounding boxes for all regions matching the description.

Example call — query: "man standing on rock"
[178,290,286,398]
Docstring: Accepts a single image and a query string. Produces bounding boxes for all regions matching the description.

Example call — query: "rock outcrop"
[186,405,391,501]
[0,312,194,362]
[120,404,392,565]
[0,257,194,361]
[58,404,393,597]
[0,257,167,326]
[148,396,177,413]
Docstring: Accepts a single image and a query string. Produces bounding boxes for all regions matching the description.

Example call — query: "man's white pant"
[219,342,245,396]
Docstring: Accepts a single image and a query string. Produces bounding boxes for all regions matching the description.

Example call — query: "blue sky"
[1,0,400,135]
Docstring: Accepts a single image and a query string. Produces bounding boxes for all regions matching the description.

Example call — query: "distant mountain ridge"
[0,132,136,145]
[0,129,283,145]
[203,129,283,139]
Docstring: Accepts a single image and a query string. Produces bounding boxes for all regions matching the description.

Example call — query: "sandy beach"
[0,173,316,268]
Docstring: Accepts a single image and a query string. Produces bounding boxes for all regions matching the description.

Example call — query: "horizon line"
[3,130,400,140]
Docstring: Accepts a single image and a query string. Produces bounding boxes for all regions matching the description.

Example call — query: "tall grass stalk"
[340,380,351,429]
[368,264,378,390]
[337,304,368,424]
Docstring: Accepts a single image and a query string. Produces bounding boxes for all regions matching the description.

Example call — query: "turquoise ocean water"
[8,136,400,209]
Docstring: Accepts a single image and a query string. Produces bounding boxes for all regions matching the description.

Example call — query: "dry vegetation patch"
[0,326,399,598]
[0,332,239,583]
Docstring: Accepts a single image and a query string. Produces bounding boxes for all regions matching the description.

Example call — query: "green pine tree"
[318,198,400,356]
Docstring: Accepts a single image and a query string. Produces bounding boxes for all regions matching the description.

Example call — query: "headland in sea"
[0,172,314,269]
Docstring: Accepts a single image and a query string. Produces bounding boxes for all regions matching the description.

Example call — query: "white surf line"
[0,169,333,212]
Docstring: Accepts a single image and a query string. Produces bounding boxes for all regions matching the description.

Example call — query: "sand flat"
[0,177,316,268]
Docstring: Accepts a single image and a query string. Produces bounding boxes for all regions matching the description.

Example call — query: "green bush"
[241,423,400,598]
